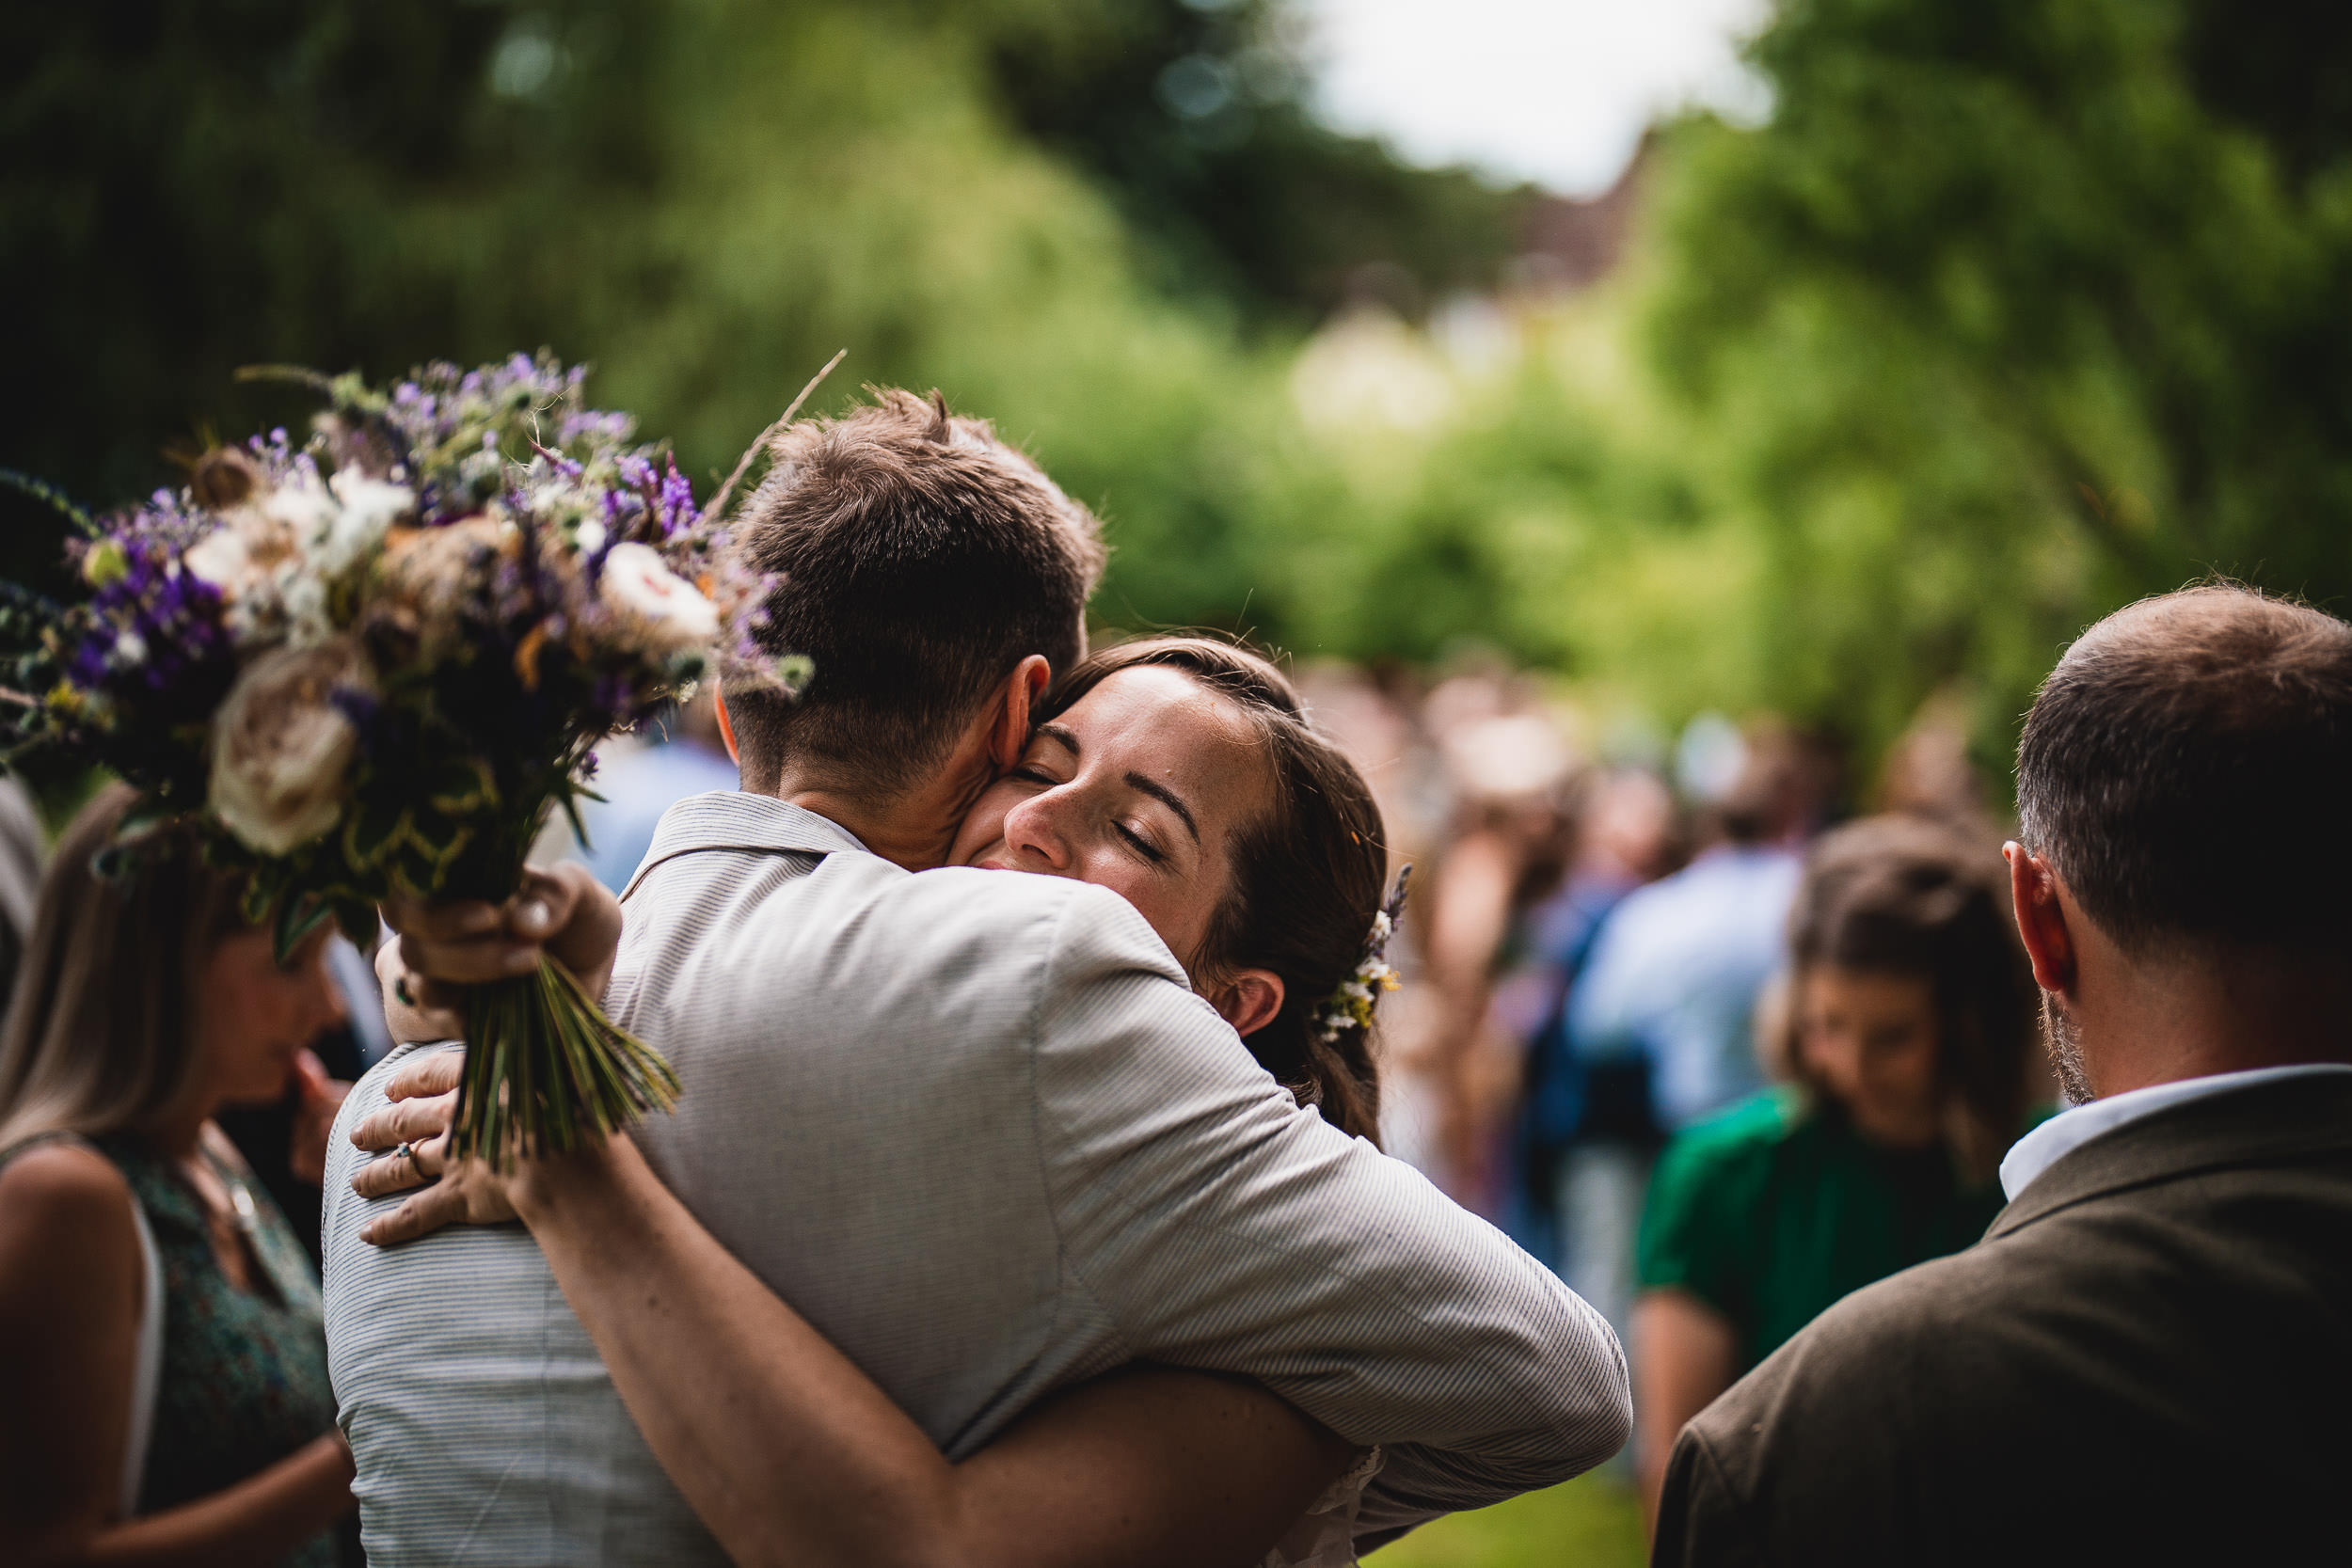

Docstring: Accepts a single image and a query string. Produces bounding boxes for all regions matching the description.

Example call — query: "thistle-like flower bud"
[190,447,263,511]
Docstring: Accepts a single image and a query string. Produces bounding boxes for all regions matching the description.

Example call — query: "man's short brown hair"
[723,389,1105,797]
[2016,584,2352,954]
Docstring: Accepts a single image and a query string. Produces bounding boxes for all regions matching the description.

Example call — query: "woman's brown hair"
[0,784,251,1153]
[1038,637,1391,1144]
[1769,814,2037,1181]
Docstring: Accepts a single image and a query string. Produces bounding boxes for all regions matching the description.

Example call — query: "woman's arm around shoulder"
[517,1134,1359,1568]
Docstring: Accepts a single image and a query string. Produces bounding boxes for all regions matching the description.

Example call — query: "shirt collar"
[620,790,871,900]
[1998,1061,2352,1202]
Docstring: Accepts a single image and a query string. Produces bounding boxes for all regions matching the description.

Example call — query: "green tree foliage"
[1638,0,2352,752]
[1,0,1525,637]
[1206,0,2352,768]
[984,0,1539,321]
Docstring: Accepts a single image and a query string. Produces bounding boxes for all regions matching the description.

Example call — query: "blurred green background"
[13,0,2352,786]
[1371,1474,1644,1567]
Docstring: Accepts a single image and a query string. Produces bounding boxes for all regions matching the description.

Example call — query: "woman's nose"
[1002,791,1073,870]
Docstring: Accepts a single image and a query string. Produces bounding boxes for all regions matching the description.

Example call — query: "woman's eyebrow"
[1037,722,1080,756]
[1124,772,1200,843]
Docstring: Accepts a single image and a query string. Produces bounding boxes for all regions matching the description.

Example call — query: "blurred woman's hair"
[1039,637,1391,1145]
[1765,814,2037,1181]
[0,784,250,1153]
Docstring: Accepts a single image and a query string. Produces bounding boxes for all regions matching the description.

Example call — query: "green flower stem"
[450,957,681,1172]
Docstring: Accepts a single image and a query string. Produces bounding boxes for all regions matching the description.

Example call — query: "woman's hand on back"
[347,1049,514,1243]
[346,1048,614,1247]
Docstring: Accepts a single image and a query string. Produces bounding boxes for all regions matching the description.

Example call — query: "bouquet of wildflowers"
[0,354,786,1164]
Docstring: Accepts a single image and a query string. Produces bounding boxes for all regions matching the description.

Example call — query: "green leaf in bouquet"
[341,792,479,898]
[424,756,499,817]
[391,815,477,896]
[272,893,335,967]
[556,786,594,853]
[238,873,277,928]
[0,468,101,540]
[341,794,409,872]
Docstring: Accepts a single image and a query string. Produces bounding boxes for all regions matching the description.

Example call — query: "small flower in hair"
[1314,865,1411,1043]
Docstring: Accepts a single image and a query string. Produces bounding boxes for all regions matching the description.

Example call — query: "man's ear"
[989,656,1053,771]
[1208,969,1286,1039]
[713,684,741,768]
[2005,842,2076,995]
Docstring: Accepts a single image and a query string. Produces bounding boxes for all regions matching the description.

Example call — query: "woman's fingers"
[358,1159,519,1246]
[524,863,625,999]
[385,1048,466,1102]
[349,1131,449,1199]
[349,1088,458,1153]
[385,884,544,984]
[382,895,504,943]
[358,1182,466,1247]
[398,925,543,985]
[377,867,621,1009]
[509,865,580,942]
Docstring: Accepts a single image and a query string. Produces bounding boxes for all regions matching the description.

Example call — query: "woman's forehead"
[1067,665,1251,738]
[1060,667,1268,804]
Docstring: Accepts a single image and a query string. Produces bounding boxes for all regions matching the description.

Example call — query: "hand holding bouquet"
[1,354,787,1164]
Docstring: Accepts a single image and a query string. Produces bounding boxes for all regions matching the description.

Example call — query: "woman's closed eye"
[1116,820,1168,864]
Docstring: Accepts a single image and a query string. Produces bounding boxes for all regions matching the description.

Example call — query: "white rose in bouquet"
[209,637,372,855]
[263,473,339,547]
[598,541,720,654]
[185,471,411,648]
[183,528,262,606]
[184,500,299,606]
[312,471,414,579]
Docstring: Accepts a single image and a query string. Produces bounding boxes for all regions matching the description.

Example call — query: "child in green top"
[1629,815,2046,1523]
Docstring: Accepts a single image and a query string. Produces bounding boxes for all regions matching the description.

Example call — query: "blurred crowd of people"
[1297,660,2056,1521]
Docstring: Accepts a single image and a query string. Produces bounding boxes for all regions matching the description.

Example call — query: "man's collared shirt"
[1999,1061,2352,1200]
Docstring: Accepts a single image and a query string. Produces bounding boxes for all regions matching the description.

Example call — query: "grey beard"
[2043,992,2095,1105]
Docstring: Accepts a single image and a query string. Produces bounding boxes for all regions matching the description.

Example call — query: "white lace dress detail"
[1261,1447,1384,1568]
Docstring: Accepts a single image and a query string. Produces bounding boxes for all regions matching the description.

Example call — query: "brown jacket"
[1654,1071,2352,1566]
